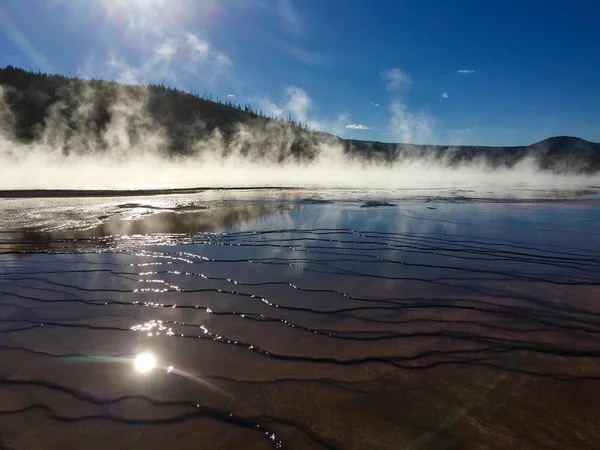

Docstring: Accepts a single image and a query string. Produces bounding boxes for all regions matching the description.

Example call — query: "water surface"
[1,189,600,449]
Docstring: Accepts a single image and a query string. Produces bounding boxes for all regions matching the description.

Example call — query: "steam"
[0,80,599,191]
[258,86,349,136]
[389,99,433,144]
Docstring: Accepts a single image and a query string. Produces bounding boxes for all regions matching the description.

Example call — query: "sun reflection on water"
[131,319,175,336]
[134,352,156,373]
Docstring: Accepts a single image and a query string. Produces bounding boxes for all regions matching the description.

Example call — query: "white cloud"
[383,68,413,91]
[346,124,370,130]
[457,69,475,74]
[441,92,449,99]
[227,94,236,98]
[369,101,380,107]
[389,99,433,144]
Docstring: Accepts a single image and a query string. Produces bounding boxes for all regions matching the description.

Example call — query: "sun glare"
[82,0,220,43]
[99,0,170,37]
[109,0,162,9]
[134,352,157,373]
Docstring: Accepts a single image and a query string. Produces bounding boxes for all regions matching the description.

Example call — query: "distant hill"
[2,66,600,173]
[346,136,600,173]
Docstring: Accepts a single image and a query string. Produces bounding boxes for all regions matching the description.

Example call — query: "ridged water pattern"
[1,197,600,449]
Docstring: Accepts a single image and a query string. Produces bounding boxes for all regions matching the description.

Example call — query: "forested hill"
[2,66,600,173]
[0,65,324,160]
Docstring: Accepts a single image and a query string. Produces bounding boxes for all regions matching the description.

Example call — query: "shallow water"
[1,189,600,449]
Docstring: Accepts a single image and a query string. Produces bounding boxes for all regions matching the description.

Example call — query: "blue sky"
[1,0,599,146]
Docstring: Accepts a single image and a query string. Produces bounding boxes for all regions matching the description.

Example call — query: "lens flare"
[134,352,156,373]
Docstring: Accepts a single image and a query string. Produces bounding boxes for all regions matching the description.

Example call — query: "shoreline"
[0,186,598,203]
[0,186,303,199]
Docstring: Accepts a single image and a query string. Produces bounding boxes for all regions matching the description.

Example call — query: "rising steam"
[0,80,599,191]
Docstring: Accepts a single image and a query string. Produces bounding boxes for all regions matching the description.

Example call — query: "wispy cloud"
[185,34,232,76]
[383,68,413,91]
[369,101,380,107]
[274,41,333,66]
[227,94,236,98]
[441,92,449,99]
[346,124,370,130]
[457,69,475,74]
[276,0,304,36]
[96,32,233,87]
[253,0,331,66]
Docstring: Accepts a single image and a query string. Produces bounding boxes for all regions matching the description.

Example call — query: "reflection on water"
[1,196,600,449]
[0,203,295,254]
[134,352,157,374]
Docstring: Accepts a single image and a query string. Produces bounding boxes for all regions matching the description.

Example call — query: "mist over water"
[1,82,599,191]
